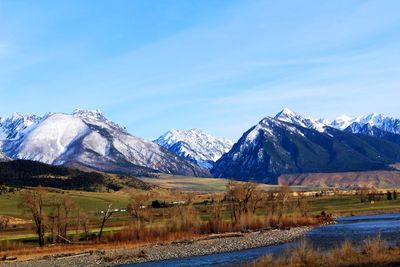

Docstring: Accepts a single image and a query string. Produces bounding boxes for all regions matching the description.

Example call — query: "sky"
[0,0,400,141]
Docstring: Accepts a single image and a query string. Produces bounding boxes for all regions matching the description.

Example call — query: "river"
[123,213,400,267]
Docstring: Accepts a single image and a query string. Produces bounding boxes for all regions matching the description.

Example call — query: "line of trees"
[18,181,326,247]
[117,181,319,243]
[225,182,312,226]
[356,187,398,203]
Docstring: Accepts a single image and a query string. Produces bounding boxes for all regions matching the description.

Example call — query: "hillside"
[0,160,153,191]
[278,170,400,188]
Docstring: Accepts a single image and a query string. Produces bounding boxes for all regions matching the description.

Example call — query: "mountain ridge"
[0,109,209,177]
[154,128,233,169]
[212,113,400,183]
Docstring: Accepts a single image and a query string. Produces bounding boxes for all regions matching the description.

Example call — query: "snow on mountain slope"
[0,113,42,141]
[327,113,400,135]
[154,128,233,169]
[1,109,209,177]
[274,108,326,132]
[0,127,6,141]
[324,115,353,130]
[4,114,90,163]
[272,109,400,137]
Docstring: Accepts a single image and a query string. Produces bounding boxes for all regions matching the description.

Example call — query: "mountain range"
[325,113,400,134]
[1,108,400,187]
[212,109,400,183]
[0,109,208,177]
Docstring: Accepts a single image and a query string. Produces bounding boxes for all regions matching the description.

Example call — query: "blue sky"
[0,0,399,140]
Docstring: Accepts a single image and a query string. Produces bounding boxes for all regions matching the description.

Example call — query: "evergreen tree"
[386,191,393,200]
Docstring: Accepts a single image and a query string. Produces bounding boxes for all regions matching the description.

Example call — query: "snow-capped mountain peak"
[274,108,326,132]
[72,108,109,123]
[72,108,127,133]
[73,108,103,118]
[275,107,296,118]
[327,114,353,130]
[325,113,400,135]
[0,110,209,177]
[357,113,386,126]
[273,110,400,136]
[154,128,233,169]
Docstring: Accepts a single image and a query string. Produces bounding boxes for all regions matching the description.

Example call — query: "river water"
[123,213,400,267]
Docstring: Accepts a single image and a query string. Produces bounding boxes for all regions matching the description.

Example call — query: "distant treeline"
[0,160,152,191]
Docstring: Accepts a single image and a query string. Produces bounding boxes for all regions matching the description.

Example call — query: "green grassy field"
[1,188,399,219]
[0,190,131,218]
[1,186,399,244]
[310,195,400,215]
[0,226,124,242]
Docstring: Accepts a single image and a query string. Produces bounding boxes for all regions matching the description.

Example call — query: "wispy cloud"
[0,0,399,140]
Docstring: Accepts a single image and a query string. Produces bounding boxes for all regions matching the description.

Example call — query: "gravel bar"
[1,227,312,267]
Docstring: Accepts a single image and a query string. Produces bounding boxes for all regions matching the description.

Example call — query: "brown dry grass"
[0,241,141,261]
[253,235,400,267]
[0,213,324,262]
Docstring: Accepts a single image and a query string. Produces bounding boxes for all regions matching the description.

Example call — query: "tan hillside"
[278,171,400,188]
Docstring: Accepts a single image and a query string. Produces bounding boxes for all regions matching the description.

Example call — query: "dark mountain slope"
[212,117,400,183]
[345,123,400,146]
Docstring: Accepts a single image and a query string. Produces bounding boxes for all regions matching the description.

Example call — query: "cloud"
[1,0,400,140]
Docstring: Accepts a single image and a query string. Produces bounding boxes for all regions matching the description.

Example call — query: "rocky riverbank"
[1,227,312,267]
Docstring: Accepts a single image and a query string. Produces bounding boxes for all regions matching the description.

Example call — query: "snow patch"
[82,131,110,157]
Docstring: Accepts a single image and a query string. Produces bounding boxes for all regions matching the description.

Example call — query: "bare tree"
[170,192,199,231]
[98,204,113,241]
[126,192,151,223]
[210,194,223,218]
[296,192,310,217]
[53,195,78,242]
[19,187,48,246]
[356,187,369,203]
[207,193,225,233]
[0,216,10,230]
[250,189,263,214]
[79,211,91,240]
[48,213,57,244]
[276,186,291,220]
[368,187,381,202]
[225,181,259,223]
[265,191,277,216]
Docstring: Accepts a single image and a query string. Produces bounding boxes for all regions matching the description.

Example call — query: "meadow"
[0,185,399,243]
